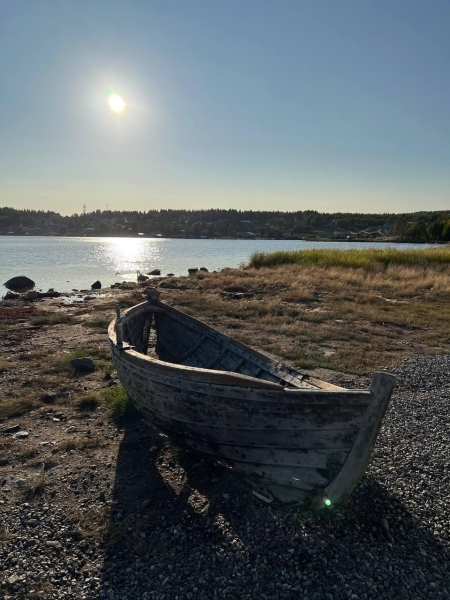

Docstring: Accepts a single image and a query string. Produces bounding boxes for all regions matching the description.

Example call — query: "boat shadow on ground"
[99,415,449,599]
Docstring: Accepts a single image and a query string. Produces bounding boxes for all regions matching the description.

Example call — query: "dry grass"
[84,317,111,331]
[26,349,56,361]
[67,506,109,540]
[0,359,13,373]
[0,521,10,541]
[0,394,39,420]
[30,313,74,326]
[54,435,106,453]
[23,472,50,498]
[76,393,100,411]
[28,580,56,598]
[158,261,450,374]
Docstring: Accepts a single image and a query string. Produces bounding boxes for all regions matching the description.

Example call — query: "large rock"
[91,280,101,290]
[199,267,209,272]
[188,268,199,275]
[147,269,161,276]
[138,274,149,282]
[4,275,35,292]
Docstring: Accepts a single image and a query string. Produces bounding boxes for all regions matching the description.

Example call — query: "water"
[0,236,433,294]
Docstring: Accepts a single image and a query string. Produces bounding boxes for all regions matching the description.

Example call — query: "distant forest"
[1,206,450,242]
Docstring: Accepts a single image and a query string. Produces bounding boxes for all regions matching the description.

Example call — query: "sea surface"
[0,236,434,294]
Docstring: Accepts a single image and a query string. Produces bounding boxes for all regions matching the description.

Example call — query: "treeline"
[1,207,450,242]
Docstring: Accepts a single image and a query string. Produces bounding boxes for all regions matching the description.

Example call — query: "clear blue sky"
[1,1,449,215]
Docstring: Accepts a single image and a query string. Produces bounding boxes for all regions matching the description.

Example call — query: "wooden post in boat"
[311,371,396,509]
[115,304,124,349]
[142,313,153,355]
[146,289,160,303]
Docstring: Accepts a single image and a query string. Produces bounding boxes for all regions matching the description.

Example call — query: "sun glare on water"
[108,93,126,113]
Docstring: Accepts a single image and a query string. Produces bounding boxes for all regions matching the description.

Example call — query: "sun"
[108,93,126,113]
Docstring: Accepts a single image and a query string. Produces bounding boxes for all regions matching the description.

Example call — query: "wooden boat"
[108,291,396,505]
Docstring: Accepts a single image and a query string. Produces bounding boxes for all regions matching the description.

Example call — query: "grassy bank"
[249,247,450,269]
[161,252,450,374]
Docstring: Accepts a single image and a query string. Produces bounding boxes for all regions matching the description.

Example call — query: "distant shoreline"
[0,233,440,244]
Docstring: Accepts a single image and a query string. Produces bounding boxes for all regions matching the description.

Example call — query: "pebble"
[1,354,449,600]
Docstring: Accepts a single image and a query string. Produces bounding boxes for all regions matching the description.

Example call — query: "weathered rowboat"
[108,292,396,505]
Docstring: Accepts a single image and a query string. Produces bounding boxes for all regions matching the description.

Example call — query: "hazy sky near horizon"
[1,1,449,215]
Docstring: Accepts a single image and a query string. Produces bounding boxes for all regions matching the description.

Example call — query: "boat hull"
[108,301,395,504]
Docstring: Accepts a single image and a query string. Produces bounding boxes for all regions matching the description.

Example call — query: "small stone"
[252,491,273,503]
[41,393,57,404]
[149,446,157,452]
[13,431,29,439]
[16,479,26,488]
[27,519,38,526]
[46,540,62,548]
[141,499,151,510]
[7,574,20,585]
[70,357,95,372]
[381,518,390,533]
[3,424,20,434]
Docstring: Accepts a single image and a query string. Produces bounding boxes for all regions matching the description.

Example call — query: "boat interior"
[121,302,318,389]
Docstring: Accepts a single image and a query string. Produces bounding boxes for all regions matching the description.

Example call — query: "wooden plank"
[132,405,358,449]
[123,376,368,421]
[121,353,369,405]
[176,438,348,468]
[177,335,207,362]
[216,461,330,488]
[141,398,364,428]
[206,348,228,369]
[110,345,370,404]
[122,348,285,390]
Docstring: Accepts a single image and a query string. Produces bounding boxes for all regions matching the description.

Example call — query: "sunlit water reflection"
[0,237,434,293]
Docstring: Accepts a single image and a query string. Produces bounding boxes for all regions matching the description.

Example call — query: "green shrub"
[101,386,133,419]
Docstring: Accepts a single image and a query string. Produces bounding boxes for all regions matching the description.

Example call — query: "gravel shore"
[1,351,449,600]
